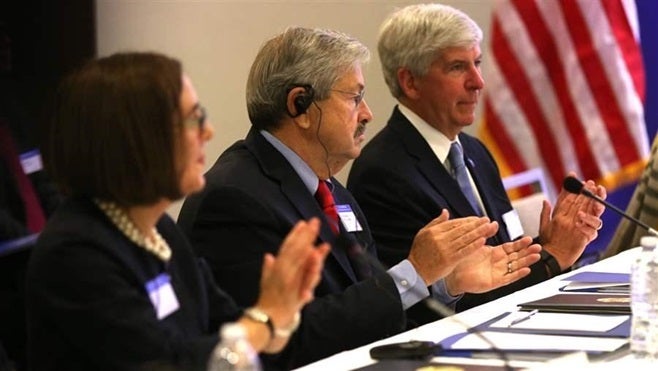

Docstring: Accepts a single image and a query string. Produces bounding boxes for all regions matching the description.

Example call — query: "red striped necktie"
[315,179,373,279]
[314,179,339,235]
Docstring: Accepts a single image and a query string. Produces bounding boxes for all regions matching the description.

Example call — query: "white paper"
[449,331,627,352]
[561,282,630,292]
[502,209,524,240]
[490,312,629,332]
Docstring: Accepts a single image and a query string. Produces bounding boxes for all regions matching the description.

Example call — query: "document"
[560,271,630,293]
[518,293,630,314]
[446,332,628,353]
[353,359,522,370]
[566,271,630,283]
[560,283,630,293]
[489,312,629,333]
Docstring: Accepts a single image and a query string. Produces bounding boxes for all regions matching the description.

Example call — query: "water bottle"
[207,323,262,371]
[630,236,658,359]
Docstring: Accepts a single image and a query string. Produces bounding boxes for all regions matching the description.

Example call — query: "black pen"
[508,309,539,327]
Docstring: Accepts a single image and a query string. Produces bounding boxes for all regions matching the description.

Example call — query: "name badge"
[502,209,524,240]
[145,273,179,320]
[19,149,43,175]
[336,204,363,232]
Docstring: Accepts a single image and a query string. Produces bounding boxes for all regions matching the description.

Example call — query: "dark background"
[0,1,95,370]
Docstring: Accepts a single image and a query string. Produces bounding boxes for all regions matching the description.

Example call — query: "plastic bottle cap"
[220,323,247,340]
[640,236,658,248]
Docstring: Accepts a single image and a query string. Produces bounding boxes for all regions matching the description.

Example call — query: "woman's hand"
[242,218,329,353]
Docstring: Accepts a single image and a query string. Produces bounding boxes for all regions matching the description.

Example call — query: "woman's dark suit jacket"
[26,197,241,371]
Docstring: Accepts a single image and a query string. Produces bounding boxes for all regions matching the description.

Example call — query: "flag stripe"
[586,0,648,159]
[482,0,649,195]
[499,0,582,179]
[510,0,599,183]
[483,98,526,173]
[577,0,646,161]
[536,0,620,178]
[561,0,637,166]
[483,53,549,175]
[489,14,566,186]
[603,0,645,100]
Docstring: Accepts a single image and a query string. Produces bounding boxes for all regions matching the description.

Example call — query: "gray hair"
[246,26,370,130]
[378,3,482,98]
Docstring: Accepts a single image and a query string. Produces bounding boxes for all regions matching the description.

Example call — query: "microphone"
[562,176,658,237]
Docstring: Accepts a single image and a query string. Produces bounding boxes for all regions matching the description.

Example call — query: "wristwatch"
[244,307,274,340]
[540,250,562,277]
[244,307,301,338]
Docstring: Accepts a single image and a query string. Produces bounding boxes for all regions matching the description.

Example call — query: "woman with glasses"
[26,52,329,371]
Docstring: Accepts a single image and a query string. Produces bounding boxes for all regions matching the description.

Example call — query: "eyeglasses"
[331,89,365,108]
[184,104,207,132]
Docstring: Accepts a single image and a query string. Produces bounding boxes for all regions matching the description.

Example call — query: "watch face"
[247,308,268,322]
[246,308,275,339]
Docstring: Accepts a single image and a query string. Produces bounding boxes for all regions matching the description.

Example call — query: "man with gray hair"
[179,26,540,369]
[348,3,606,323]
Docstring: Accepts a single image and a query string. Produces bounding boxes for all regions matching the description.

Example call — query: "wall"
[96,0,495,218]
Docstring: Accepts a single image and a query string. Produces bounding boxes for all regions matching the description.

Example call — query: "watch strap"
[243,307,301,339]
[244,307,274,340]
[540,250,561,277]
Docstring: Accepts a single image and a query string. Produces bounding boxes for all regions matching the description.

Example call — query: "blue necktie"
[448,142,483,216]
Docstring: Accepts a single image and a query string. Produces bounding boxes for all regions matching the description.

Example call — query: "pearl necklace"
[94,199,172,262]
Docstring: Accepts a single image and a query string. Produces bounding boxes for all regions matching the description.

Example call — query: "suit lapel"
[388,108,481,218]
[245,129,358,282]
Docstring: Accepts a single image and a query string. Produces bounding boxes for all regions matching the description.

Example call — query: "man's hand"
[540,174,606,270]
[407,209,498,286]
[445,236,542,295]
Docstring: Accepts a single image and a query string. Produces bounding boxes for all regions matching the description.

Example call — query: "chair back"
[502,168,549,236]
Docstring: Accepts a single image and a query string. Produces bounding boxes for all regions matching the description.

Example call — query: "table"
[295,248,644,370]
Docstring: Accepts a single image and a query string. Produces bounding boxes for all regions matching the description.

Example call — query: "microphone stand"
[563,176,658,237]
[335,235,515,371]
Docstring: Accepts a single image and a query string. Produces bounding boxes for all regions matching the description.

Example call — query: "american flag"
[479,0,649,200]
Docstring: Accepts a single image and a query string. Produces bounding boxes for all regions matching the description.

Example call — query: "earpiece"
[294,94,313,115]
[288,84,315,117]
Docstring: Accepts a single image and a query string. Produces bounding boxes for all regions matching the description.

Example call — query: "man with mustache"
[178,26,541,370]
[348,3,606,324]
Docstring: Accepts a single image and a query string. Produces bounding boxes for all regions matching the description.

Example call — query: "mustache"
[354,121,367,138]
